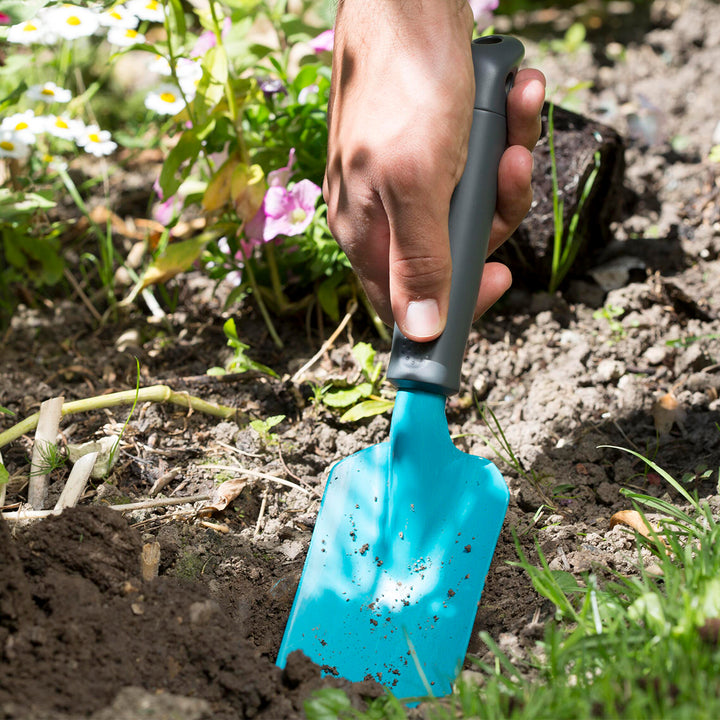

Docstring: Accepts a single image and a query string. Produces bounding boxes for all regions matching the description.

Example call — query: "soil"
[2,1,720,717]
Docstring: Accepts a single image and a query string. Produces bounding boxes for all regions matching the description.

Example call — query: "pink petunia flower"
[190,17,231,57]
[309,29,334,54]
[262,180,322,241]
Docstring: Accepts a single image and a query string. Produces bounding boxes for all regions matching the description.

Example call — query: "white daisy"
[0,130,31,160]
[42,4,100,41]
[144,84,186,115]
[148,54,172,76]
[0,111,41,144]
[7,19,48,45]
[27,82,73,104]
[126,0,165,23]
[42,114,86,142]
[177,59,203,97]
[76,125,117,156]
[107,26,145,47]
[98,4,139,29]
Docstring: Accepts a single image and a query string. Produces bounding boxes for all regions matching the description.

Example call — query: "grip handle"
[386,35,524,396]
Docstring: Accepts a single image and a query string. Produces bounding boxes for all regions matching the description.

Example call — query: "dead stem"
[0,386,245,450]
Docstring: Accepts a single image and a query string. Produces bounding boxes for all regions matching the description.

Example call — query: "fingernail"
[404,299,442,340]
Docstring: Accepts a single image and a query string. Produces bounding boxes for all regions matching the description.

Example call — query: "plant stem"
[263,241,288,311]
[0,386,244,450]
[241,250,284,348]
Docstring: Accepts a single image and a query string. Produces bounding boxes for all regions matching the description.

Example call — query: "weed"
[207,317,278,377]
[593,303,626,340]
[320,342,394,422]
[249,415,285,447]
[547,102,601,293]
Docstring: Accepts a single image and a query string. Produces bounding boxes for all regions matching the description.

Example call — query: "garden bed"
[2,1,720,717]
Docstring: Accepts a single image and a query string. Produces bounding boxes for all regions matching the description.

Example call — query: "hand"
[323,0,546,341]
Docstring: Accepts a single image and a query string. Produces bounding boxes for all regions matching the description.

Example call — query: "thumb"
[386,193,453,342]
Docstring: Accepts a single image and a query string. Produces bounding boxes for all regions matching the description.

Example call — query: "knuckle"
[391,254,451,294]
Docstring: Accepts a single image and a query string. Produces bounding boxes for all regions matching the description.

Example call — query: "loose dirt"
[1,1,720,717]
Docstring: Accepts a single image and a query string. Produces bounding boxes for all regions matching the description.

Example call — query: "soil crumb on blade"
[0,506,383,720]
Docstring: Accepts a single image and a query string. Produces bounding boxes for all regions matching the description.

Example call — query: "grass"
[303,446,720,719]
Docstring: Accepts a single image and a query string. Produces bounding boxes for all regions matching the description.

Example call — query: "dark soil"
[2,1,720,717]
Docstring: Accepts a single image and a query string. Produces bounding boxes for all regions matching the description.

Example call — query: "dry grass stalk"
[0,449,6,508]
[54,451,97,511]
[1,493,210,523]
[28,396,64,510]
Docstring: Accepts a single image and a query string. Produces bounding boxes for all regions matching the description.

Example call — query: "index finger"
[506,68,546,151]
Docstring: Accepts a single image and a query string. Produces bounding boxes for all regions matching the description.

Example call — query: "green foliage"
[304,687,406,720]
[593,303,626,339]
[319,342,394,422]
[208,317,278,377]
[547,103,601,293]
[249,414,285,446]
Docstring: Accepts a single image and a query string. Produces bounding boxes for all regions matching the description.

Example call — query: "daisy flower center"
[0,141,15,151]
[88,133,100,143]
[15,122,29,130]
[55,119,69,129]
[41,88,56,97]
[160,92,177,103]
[66,16,81,26]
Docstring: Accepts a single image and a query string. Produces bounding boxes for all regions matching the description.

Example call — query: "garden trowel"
[277,36,524,699]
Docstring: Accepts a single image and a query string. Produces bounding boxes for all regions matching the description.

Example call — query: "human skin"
[323,0,546,341]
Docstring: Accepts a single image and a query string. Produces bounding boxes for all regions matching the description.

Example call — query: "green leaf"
[0,0,49,23]
[0,189,56,220]
[0,462,8,487]
[340,398,394,423]
[166,0,187,39]
[351,342,376,379]
[0,82,28,114]
[317,276,339,320]
[159,130,202,198]
[304,688,353,720]
[141,236,209,288]
[0,406,15,416]
[322,382,373,408]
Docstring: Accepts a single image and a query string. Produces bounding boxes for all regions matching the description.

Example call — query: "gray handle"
[387,35,524,396]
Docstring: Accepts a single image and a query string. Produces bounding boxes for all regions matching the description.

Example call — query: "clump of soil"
[0,506,382,720]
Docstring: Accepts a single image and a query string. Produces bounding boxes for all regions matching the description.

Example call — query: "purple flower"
[468,0,498,23]
[260,78,287,101]
[263,180,321,239]
[309,29,334,54]
[247,180,322,244]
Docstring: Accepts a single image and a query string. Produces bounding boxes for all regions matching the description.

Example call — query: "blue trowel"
[277,36,524,699]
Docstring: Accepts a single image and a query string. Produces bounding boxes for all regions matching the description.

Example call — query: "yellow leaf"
[610,509,665,546]
[202,154,241,212]
[140,236,208,288]
[199,477,249,515]
[231,163,266,221]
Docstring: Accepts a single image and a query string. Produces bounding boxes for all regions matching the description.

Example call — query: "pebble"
[596,358,626,382]
[643,345,668,365]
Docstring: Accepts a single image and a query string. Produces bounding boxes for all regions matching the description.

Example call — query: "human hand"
[323,0,546,341]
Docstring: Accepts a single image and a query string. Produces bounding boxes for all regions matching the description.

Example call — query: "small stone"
[596,359,626,382]
[643,346,668,365]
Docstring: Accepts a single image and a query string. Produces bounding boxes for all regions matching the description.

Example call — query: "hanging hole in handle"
[474,35,503,45]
